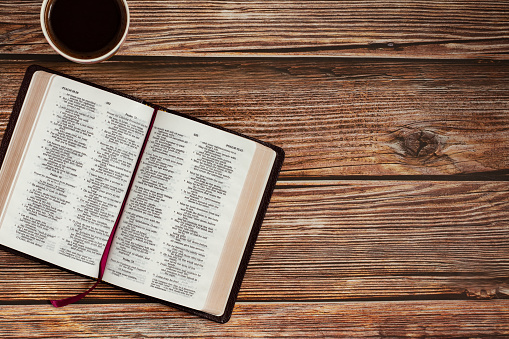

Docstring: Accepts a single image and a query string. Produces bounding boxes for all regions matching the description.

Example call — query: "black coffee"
[47,0,125,58]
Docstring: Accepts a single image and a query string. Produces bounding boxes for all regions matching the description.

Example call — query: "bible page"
[0,72,154,278]
[103,111,256,311]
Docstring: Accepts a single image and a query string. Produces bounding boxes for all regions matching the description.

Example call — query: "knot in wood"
[403,130,439,158]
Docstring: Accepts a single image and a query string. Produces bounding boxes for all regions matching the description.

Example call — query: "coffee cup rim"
[40,0,130,64]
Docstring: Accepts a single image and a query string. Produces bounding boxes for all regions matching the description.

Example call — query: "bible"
[0,65,284,323]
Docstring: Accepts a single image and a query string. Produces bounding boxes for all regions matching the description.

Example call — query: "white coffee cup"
[40,0,130,64]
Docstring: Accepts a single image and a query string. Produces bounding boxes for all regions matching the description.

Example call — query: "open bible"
[0,65,284,323]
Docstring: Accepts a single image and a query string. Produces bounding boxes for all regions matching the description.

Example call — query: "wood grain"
[0,2,508,332]
[0,1,508,59]
[1,59,508,177]
[0,301,508,337]
[1,181,507,301]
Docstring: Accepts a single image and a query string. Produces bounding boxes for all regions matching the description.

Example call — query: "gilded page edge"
[0,71,55,229]
[202,143,276,315]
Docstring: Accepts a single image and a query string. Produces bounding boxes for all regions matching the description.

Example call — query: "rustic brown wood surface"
[1,59,508,177]
[1,302,509,338]
[1,1,509,59]
[0,0,508,337]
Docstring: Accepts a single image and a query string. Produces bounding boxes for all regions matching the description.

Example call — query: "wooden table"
[1,1,508,337]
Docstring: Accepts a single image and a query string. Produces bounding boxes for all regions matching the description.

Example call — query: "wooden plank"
[0,1,508,59]
[1,59,508,177]
[246,180,509,300]
[1,181,507,301]
[0,301,508,337]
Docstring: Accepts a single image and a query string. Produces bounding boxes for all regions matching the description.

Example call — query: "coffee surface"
[49,0,122,55]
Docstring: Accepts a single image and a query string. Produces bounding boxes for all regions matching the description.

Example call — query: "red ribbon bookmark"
[50,108,158,307]
[49,216,120,307]
[50,280,101,307]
